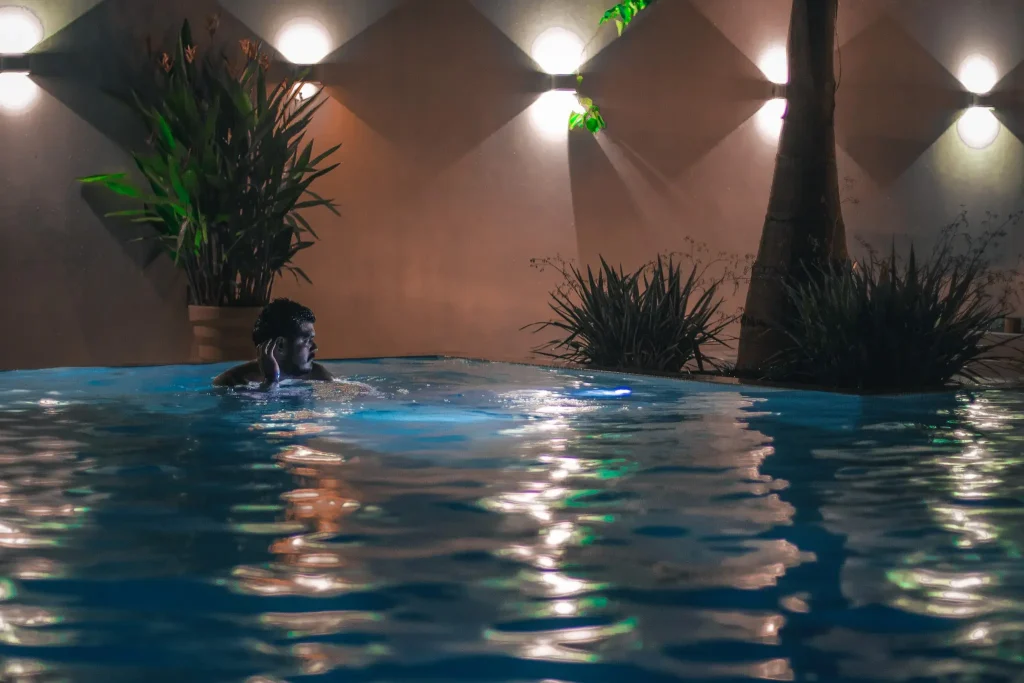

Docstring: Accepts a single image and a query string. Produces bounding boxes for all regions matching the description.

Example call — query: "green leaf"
[166,161,188,204]
[104,209,151,218]
[156,114,176,149]
[78,172,127,184]
[102,181,145,198]
[599,0,652,33]
[306,143,342,169]
[301,189,339,216]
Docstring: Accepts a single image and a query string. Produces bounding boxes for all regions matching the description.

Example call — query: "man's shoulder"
[213,361,261,387]
[310,362,334,381]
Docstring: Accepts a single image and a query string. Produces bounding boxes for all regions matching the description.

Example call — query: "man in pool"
[213,299,334,388]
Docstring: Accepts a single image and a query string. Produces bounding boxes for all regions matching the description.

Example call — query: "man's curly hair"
[252,299,315,347]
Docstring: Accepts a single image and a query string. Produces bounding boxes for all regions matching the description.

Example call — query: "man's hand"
[257,338,282,386]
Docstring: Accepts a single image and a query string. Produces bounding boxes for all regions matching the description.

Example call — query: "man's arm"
[213,361,261,387]
[214,340,283,390]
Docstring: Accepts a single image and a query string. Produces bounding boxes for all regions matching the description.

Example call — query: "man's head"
[252,299,318,374]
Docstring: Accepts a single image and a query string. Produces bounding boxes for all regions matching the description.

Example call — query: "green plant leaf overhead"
[568,1,655,134]
[600,0,654,35]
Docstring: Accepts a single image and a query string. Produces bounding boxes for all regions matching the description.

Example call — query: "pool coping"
[2,353,1021,397]
[440,356,1015,397]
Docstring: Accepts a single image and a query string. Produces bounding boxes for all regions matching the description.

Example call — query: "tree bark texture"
[735,0,847,375]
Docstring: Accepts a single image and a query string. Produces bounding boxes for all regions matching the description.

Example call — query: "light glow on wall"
[0,72,38,113]
[0,6,43,54]
[758,45,788,85]
[530,90,584,140]
[275,18,331,64]
[958,54,998,95]
[531,27,584,75]
[292,81,321,102]
[956,107,1000,150]
[755,97,787,142]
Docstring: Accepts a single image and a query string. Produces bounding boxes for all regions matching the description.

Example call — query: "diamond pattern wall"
[3,0,1024,369]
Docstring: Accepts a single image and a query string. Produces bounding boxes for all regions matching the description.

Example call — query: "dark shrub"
[770,215,1022,391]
[526,254,737,373]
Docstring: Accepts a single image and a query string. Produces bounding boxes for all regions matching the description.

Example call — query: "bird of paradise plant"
[79,18,340,307]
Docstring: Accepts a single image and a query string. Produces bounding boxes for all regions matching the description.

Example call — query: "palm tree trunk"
[736,0,847,375]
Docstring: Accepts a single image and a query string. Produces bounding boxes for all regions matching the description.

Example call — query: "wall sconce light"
[956,54,1001,149]
[531,27,585,76]
[958,54,998,97]
[0,72,38,112]
[957,106,1000,150]
[0,6,43,55]
[530,90,585,140]
[758,45,788,87]
[290,81,321,102]
[753,46,788,143]
[755,98,788,142]
[274,18,330,102]
[549,73,578,91]
[0,6,42,114]
[0,53,30,70]
[275,18,331,65]
[281,63,324,102]
[529,27,586,138]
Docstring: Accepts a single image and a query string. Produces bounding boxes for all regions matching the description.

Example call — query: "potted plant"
[79,18,340,362]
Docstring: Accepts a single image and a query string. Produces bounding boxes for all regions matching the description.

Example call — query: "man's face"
[277,321,317,374]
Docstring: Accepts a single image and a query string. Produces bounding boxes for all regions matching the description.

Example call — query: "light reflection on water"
[0,360,1021,681]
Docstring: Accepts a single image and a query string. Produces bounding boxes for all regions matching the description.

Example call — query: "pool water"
[0,358,1022,682]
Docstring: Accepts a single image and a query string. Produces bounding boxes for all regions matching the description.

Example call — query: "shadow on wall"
[217,0,404,52]
[836,15,966,189]
[568,128,648,268]
[30,0,263,148]
[581,0,768,181]
[77,184,165,273]
[565,0,770,271]
[318,0,542,173]
[5,0,1024,371]
[0,0,266,370]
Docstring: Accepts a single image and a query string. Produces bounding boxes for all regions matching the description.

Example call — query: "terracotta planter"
[188,306,261,363]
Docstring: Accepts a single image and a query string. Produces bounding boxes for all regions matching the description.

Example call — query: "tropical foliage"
[600,0,655,34]
[527,250,743,373]
[569,0,655,133]
[769,216,1022,391]
[79,18,339,306]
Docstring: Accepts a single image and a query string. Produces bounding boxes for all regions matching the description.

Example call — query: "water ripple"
[0,360,1021,681]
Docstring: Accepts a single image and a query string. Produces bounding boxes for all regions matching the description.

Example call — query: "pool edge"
[1,353,1017,398]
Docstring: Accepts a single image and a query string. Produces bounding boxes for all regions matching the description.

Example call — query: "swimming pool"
[0,357,1021,682]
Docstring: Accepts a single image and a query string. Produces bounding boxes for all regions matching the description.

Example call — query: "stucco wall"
[2,0,1022,369]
